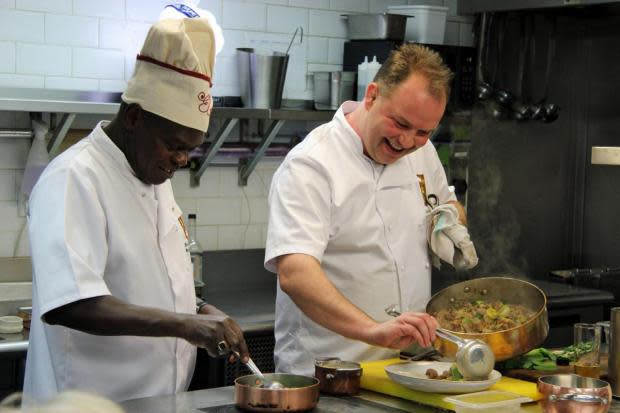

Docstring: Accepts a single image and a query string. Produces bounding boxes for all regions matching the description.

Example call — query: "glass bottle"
[187,214,204,296]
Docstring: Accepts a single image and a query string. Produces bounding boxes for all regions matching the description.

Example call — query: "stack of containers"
[387,5,449,45]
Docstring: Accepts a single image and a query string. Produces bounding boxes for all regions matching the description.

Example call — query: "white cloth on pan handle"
[427,203,478,270]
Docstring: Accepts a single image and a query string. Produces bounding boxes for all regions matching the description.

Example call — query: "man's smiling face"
[360,73,446,165]
[126,108,204,185]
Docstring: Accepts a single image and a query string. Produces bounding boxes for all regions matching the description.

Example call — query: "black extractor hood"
[458,0,620,14]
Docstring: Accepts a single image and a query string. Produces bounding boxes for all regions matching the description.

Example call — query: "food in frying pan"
[433,300,534,334]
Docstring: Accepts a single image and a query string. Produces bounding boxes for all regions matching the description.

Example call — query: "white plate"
[384,361,502,394]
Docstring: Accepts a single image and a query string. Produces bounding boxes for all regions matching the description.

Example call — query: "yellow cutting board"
[360,359,542,411]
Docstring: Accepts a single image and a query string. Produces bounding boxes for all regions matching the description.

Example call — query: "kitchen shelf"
[0,87,334,186]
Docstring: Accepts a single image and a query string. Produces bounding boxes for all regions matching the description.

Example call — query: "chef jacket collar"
[335,101,412,188]
[92,121,153,191]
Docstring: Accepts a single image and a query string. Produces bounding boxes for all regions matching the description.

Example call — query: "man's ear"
[364,82,379,109]
[124,103,143,131]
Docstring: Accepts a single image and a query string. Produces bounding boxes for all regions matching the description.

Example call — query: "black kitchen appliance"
[343,40,477,111]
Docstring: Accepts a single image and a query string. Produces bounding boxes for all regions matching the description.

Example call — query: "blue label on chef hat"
[165,4,200,18]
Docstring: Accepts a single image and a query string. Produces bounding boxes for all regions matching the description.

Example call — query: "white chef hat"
[160,2,224,55]
[121,18,215,133]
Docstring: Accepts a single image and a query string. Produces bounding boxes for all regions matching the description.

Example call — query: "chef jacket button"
[388,225,392,231]
[141,193,146,197]
[400,264,405,270]
[425,262,430,269]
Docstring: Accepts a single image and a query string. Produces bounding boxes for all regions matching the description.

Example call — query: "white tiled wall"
[0,0,466,256]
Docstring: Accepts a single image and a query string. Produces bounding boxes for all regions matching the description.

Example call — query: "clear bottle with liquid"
[187,214,205,296]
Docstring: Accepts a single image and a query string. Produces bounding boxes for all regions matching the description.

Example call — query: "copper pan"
[426,276,549,361]
[234,373,319,412]
[538,374,611,413]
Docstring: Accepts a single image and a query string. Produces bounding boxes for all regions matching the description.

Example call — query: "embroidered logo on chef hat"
[122,18,216,133]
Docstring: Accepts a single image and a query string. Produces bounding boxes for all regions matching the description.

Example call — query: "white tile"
[309,9,347,38]
[217,225,242,250]
[222,1,266,31]
[327,38,345,64]
[0,171,15,201]
[15,227,29,256]
[175,197,197,217]
[369,0,407,13]
[197,225,217,251]
[100,20,127,50]
[246,0,287,4]
[212,55,240,91]
[241,224,265,249]
[99,79,127,92]
[170,168,220,198]
[74,0,125,19]
[219,29,245,58]
[0,0,15,8]
[126,0,171,22]
[45,76,98,91]
[0,231,17,257]
[0,41,15,73]
[290,0,329,9]
[16,0,70,13]
[197,197,242,225]
[267,6,308,34]
[201,0,222,21]
[307,36,328,63]
[45,14,98,47]
[218,168,243,197]
[73,48,125,79]
[16,43,70,76]
[0,141,28,169]
[0,201,25,231]
[241,197,268,224]
[330,0,369,13]
[0,73,43,88]
[0,10,43,42]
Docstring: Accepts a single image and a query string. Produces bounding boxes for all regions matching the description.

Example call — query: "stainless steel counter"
[0,330,28,355]
[120,388,443,413]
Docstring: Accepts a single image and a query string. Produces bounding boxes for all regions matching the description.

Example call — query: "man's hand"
[365,312,438,349]
[184,305,249,362]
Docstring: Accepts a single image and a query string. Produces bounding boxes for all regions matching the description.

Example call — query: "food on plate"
[433,300,534,333]
[425,363,464,381]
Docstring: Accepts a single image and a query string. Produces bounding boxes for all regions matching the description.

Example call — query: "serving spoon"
[232,351,285,389]
[384,305,495,381]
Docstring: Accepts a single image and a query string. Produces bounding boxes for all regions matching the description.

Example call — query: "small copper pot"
[537,374,611,413]
[314,359,362,395]
[234,373,319,412]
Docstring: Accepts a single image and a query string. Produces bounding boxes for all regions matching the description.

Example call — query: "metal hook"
[285,26,304,56]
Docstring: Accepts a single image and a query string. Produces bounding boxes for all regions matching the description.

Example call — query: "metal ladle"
[384,305,495,381]
[233,351,284,389]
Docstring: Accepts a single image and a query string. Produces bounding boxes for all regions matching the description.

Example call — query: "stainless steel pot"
[341,13,407,40]
[538,374,611,413]
[234,373,319,412]
[426,276,549,361]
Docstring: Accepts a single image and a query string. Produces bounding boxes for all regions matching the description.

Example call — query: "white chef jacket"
[265,101,455,375]
[24,121,196,402]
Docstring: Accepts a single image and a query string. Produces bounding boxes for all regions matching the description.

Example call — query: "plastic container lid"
[444,391,532,413]
[0,316,24,334]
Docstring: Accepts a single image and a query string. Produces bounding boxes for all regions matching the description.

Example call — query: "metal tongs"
[385,305,495,381]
